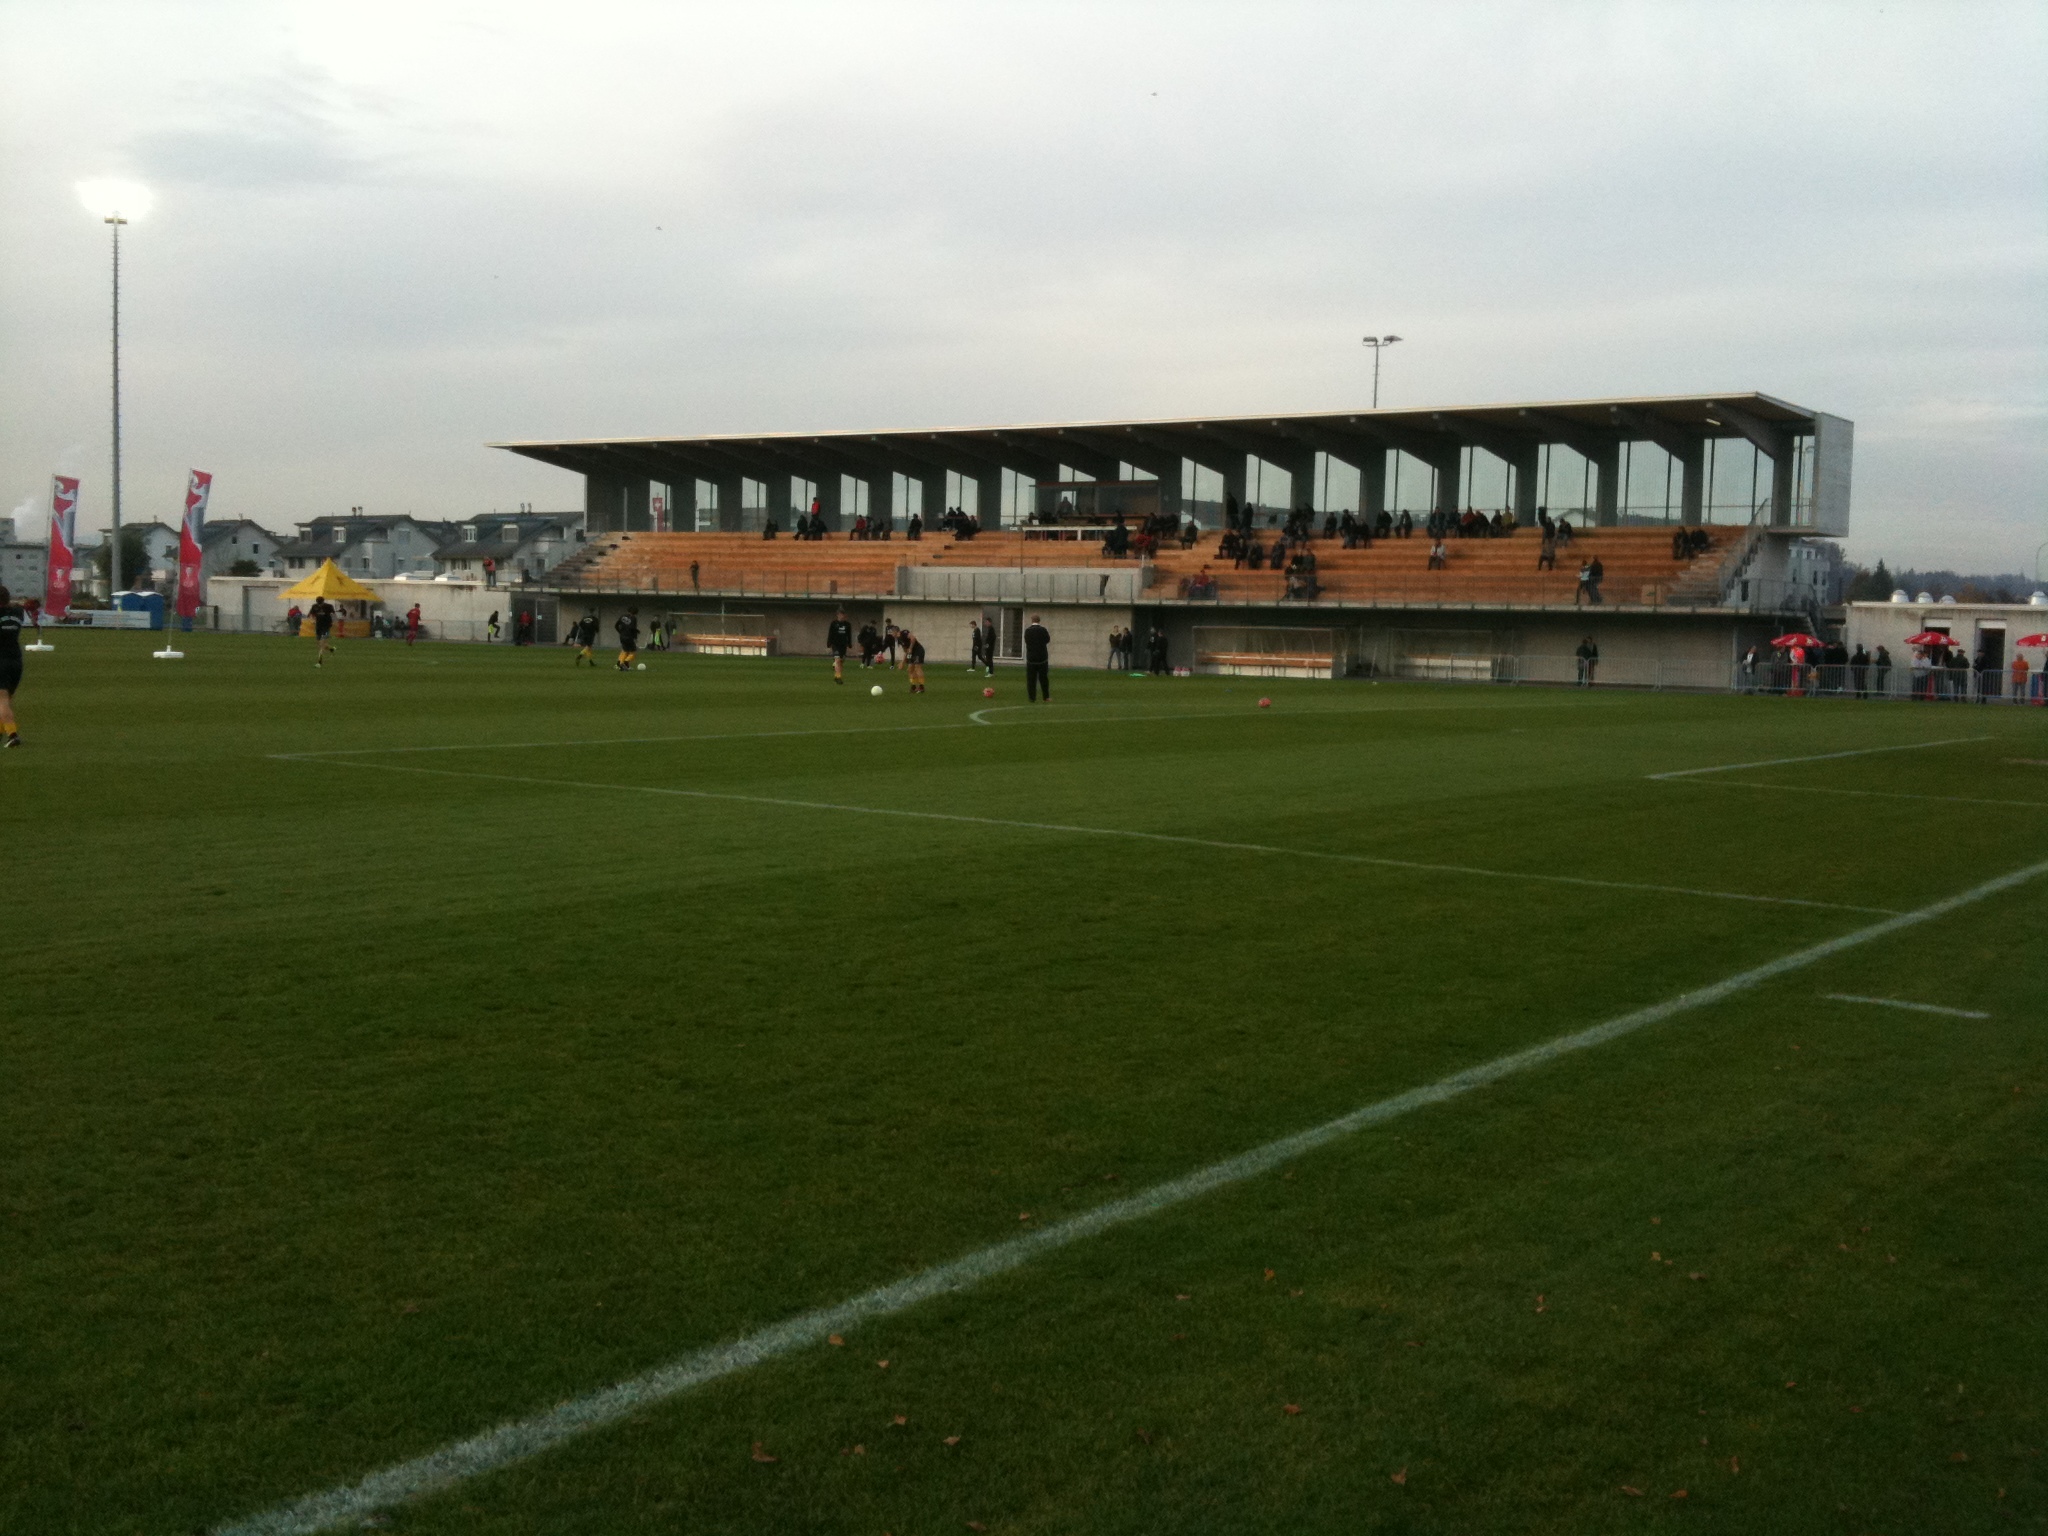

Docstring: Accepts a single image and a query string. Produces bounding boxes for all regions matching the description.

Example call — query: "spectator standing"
[1575,560,1596,606]
[980,616,997,675]
[1023,614,1052,702]
[1537,528,1557,570]
[1588,556,1605,603]
[1575,635,1599,687]
[1149,626,1170,674]
[970,621,987,672]
[487,609,501,643]
[1872,643,1891,698]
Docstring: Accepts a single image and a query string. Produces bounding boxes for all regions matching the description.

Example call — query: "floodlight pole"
[1361,334,1402,410]
[107,214,127,598]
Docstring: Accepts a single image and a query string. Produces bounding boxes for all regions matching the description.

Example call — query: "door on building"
[1000,606,1024,659]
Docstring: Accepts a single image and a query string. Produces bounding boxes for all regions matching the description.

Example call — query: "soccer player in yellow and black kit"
[0,586,25,746]
[614,608,640,671]
[573,612,600,665]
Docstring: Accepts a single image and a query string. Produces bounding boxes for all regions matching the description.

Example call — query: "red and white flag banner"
[45,475,79,618]
[176,469,212,618]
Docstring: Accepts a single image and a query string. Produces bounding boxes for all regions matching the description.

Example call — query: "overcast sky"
[3,0,2043,570]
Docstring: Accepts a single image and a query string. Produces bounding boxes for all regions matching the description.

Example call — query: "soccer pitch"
[5,631,2044,1535]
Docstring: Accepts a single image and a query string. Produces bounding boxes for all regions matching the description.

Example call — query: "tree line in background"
[1842,560,2035,603]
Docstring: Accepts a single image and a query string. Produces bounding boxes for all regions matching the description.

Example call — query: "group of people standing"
[1107,625,1170,673]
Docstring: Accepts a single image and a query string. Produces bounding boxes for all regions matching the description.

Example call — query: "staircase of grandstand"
[547,526,1744,609]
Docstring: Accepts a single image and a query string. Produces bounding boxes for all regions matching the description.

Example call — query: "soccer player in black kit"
[1024,613,1051,702]
[0,585,25,747]
[826,607,853,683]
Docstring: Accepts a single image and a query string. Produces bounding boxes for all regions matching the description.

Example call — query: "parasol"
[1904,630,1954,647]
[1770,633,1822,649]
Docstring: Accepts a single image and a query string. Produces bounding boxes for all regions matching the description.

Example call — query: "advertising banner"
[176,469,212,619]
[45,475,79,618]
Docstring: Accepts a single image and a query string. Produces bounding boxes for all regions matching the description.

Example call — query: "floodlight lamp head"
[76,178,153,222]
[1383,335,1402,345]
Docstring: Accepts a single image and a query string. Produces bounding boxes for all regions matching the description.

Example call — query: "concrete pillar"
[713,474,744,533]
[622,476,652,533]
[669,477,698,532]
[1768,451,1792,527]
[1222,455,1249,525]
[1511,446,1540,523]
[915,470,946,529]
[1123,453,1183,520]
[762,472,793,528]
[1434,450,1462,520]
[1358,449,1387,520]
[1678,442,1705,525]
[868,473,895,530]
[585,474,626,533]
[812,473,843,531]
[1274,453,1317,514]
[1590,441,1622,527]
[973,467,1003,527]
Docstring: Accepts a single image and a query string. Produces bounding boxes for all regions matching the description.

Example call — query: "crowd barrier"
[1382,653,2046,702]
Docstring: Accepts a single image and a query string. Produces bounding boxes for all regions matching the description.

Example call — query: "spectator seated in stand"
[1180,517,1200,550]
[906,514,923,541]
[1427,538,1449,570]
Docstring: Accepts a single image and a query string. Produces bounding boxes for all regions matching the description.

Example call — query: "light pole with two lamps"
[75,179,152,603]
[1361,334,1402,409]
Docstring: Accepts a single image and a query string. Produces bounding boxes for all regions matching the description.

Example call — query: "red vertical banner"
[45,475,79,618]
[177,470,212,619]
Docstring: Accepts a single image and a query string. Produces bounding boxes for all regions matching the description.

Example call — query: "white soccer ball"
[871,684,884,696]
[637,662,647,671]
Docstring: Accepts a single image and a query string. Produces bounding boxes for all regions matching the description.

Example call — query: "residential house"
[199,519,286,578]
[0,517,45,602]
[431,512,586,586]
[276,515,461,579]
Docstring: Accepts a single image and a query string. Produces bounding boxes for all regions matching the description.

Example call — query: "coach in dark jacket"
[1024,615,1052,702]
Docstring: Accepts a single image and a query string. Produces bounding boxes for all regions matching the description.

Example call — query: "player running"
[310,597,337,666]
[826,607,853,683]
[0,585,26,747]
[573,611,599,665]
[615,607,640,670]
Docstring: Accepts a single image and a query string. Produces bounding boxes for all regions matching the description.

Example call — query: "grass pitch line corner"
[211,852,2048,1536]
[1822,993,1992,1019]
[1645,735,1990,780]
[283,756,1897,916]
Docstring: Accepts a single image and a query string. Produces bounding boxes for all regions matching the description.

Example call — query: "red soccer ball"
[982,687,995,698]
[1258,697,1272,709]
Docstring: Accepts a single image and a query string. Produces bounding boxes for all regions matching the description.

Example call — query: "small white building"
[1843,590,2048,698]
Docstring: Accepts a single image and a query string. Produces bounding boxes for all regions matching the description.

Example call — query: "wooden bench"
[1196,649,1336,675]
[675,632,773,656]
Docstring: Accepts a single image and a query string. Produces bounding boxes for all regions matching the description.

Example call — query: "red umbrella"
[1770,633,1823,648]
[1904,630,1954,647]
[2015,633,2048,648]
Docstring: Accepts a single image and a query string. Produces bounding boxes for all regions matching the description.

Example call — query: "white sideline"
[213,852,2048,1536]
[1646,735,1989,780]
[1822,993,1992,1019]
[1694,781,2048,811]
[274,755,1898,915]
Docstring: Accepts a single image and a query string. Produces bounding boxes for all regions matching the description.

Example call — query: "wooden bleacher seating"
[550,526,1735,608]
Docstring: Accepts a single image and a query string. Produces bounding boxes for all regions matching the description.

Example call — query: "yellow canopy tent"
[281,559,379,603]
[281,559,380,638]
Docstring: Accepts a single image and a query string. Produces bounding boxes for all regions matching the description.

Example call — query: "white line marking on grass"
[282,697,1602,758]
[213,853,2048,1536]
[274,756,1899,915]
[1646,736,1991,780]
[1700,781,2048,810]
[1822,994,1991,1019]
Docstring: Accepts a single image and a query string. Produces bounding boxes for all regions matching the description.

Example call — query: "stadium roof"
[493,392,1849,534]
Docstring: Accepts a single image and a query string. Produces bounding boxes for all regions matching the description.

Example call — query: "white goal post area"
[660,611,775,656]
[1192,626,1347,679]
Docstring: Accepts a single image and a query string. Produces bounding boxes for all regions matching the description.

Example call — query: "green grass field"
[4,629,2045,1536]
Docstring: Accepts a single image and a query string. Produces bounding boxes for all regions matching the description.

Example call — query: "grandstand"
[512,394,1851,684]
